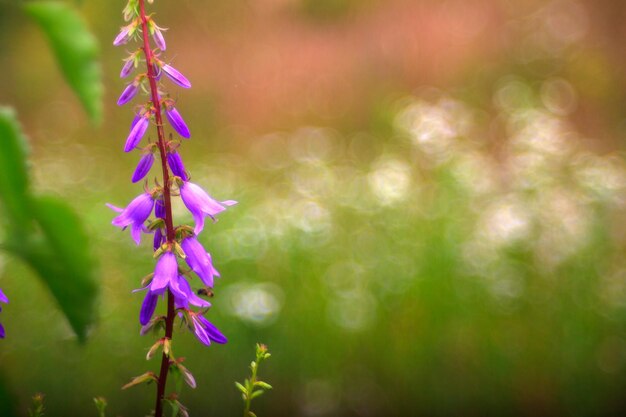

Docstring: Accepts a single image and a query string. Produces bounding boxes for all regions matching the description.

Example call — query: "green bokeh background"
[2,0,626,416]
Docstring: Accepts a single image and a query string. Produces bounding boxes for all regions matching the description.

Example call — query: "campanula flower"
[191,314,227,346]
[110,192,155,244]
[113,23,135,46]
[161,64,191,88]
[132,152,155,183]
[139,291,158,325]
[125,115,150,152]
[174,275,211,309]
[165,106,190,138]
[149,252,179,295]
[180,182,237,235]
[117,81,140,106]
[167,151,188,181]
[120,58,135,78]
[181,236,219,287]
[152,27,166,51]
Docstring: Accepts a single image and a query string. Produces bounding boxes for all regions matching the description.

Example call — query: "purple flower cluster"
[110,7,235,347]
[0,288,7,338]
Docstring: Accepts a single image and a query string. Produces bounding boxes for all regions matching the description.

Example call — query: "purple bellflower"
[113,23,135,46]
[140,291,158,326]
[165,106,191,138]
[174,276,211,309]
[117,81,140,106]
[191,313,227,346]
[153,200,166,251]
[180,182,237,235]
[152,27,166,51]
[161,64,191,89]
[0,288,8,339]
[132,152,155,183]
[120,58,135,78]
[181,236,219,287]
[125,115,150,152]
[110,192,155,244]
[149,252,179,295]
[167,151,188,181]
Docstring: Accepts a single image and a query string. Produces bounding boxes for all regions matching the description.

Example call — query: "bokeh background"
[2,0,626,415]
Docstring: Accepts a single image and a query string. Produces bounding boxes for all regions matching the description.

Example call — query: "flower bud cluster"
[109,0,235,350]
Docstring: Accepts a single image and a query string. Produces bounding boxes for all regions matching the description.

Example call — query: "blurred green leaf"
[0,107,31,228]
[0,375,18,417]
[24,1,102,124]
[7,196,99,342]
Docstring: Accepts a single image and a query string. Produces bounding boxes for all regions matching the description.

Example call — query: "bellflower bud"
[167,151,188,181]
[165,106,191,138]
[117,81,140,106]
[139,291,158,326]
[120,58,135,78]
[132,152,155,183]
[125,115,150,152]
[161,64,191,88]
[113,23,135,46]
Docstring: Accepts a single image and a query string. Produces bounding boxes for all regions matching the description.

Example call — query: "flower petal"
[139,292,158,325]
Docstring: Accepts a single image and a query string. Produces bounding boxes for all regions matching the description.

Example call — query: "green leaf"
[0,108,31,228]
[8,196,99,342]
[24,1,102,124]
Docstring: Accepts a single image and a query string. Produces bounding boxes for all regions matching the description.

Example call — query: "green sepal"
[121,371,158,390]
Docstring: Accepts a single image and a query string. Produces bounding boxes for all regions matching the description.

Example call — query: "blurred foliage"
[0,109,98,341]
[24,1,102,125]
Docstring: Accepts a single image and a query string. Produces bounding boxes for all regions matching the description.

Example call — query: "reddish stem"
[138,1,176,416]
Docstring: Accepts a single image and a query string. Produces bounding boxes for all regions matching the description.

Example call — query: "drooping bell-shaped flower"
[110,192,155,244]
[180,182,237,235]
[149,252,179,295]
[132,152,155,183]
[165,106,191,138]
[167,151,188,181]
[124,115,150,152]
[117,81,140,106]
[161,64,191,89]
[181,236,219,287]
[191,313,227,346]
[173,276,211,309]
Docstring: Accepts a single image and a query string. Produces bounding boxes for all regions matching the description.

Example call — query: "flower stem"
[138,1,176,416]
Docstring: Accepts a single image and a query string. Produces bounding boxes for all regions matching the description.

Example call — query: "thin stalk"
[138,1,176,416]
